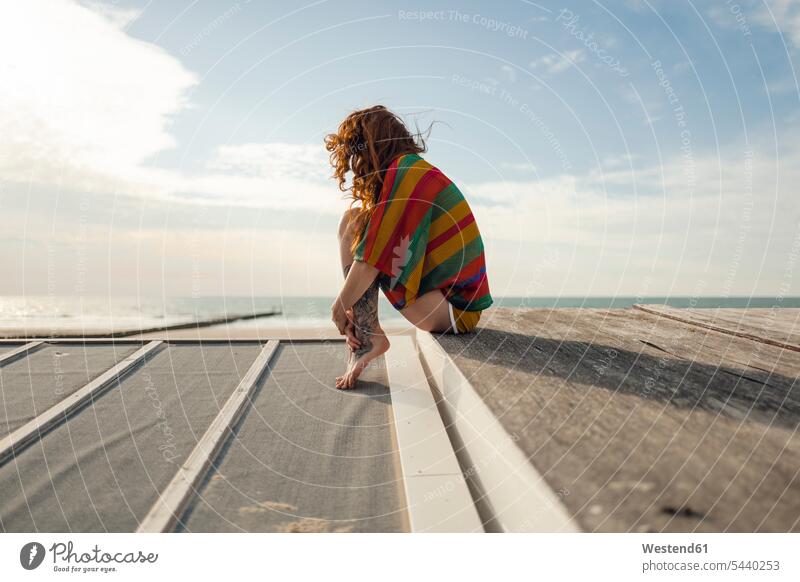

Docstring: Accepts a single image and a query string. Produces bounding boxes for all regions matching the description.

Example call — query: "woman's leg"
[336,209,390,389]
[399,289,453,333]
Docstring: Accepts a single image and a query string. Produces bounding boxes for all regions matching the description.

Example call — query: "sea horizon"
[1,294,798,333]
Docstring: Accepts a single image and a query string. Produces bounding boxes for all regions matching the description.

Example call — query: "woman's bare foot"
[335,333,390,389]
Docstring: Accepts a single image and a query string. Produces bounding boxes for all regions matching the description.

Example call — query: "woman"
[326,105,492,389]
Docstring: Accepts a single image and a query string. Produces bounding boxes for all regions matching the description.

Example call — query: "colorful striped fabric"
[354,153,493,312]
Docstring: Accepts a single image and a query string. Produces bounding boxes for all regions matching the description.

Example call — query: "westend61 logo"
[19,541,158,574]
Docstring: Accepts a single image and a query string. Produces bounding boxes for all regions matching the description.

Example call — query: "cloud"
[600,153,641,170]
[499,64,517,83]
[620,85,663,126]
[755,0,800,46]
[463,140,800,294]
[471,144,798,244]
[0,1,346,215]
[209,143,330,181]
[624,0,652,13]
[500,162,538,173]
[175,143,340,213]
[77,0,142,28]
[0,208,343,296]
[712,0,800,48]
[0,1,197,193]
[529,49,585,74]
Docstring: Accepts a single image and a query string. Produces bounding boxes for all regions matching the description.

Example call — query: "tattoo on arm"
[343,263,379,356]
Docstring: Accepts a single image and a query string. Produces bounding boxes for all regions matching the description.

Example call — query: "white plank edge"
[137,340,280,533]
[0,341,45,366]
[386,335,483,533]
[416,330,580,533]
[0,340,163,467]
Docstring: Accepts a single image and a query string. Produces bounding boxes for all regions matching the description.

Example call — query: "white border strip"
[137,340,280,533]
[0,340,163,467]
[0,341,44,366]
[416,330,579,532]
[386,336,483,532]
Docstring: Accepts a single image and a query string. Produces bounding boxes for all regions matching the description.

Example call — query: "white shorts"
[448,302,459,334]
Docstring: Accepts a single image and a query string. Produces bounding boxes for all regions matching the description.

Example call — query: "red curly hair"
[325,105,426,252]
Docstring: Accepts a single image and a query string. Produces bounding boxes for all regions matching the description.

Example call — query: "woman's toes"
[337,373,353,390]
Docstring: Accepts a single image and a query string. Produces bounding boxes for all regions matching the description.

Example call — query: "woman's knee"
[415,319,441,333]
[401,293,453,333]
[412,318,451,334]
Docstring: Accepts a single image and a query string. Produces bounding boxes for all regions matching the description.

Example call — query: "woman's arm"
[331,260,379,333]
[338,260,380,310]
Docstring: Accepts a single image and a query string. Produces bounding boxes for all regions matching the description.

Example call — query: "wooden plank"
[699,308,800,345]
[386,335,483,532]
[417,330,580,533]
[634,304,800,352]
[0,341,44,366]
[0,341,163,467]
[136,340,280,533]
[433,307,800,532]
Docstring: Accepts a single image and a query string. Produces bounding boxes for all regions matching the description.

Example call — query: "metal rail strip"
[0,338,342,345]
[137,340,280,533]
[0,341,45,367]
[0,341,163,467]
[385,335,483,532]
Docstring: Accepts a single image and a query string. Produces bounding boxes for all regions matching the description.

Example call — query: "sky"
[1,0,799,299]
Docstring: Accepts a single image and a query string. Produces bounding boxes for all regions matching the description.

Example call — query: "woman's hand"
[332,260,379,341]
[344,309,361,350]
[331,298,349,334]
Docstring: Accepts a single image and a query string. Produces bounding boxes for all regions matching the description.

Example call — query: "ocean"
[1,295,798,334]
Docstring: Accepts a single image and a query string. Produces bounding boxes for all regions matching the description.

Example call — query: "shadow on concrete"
[436,327,800,430]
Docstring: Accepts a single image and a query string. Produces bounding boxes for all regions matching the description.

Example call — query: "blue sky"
[1,0,799,298]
